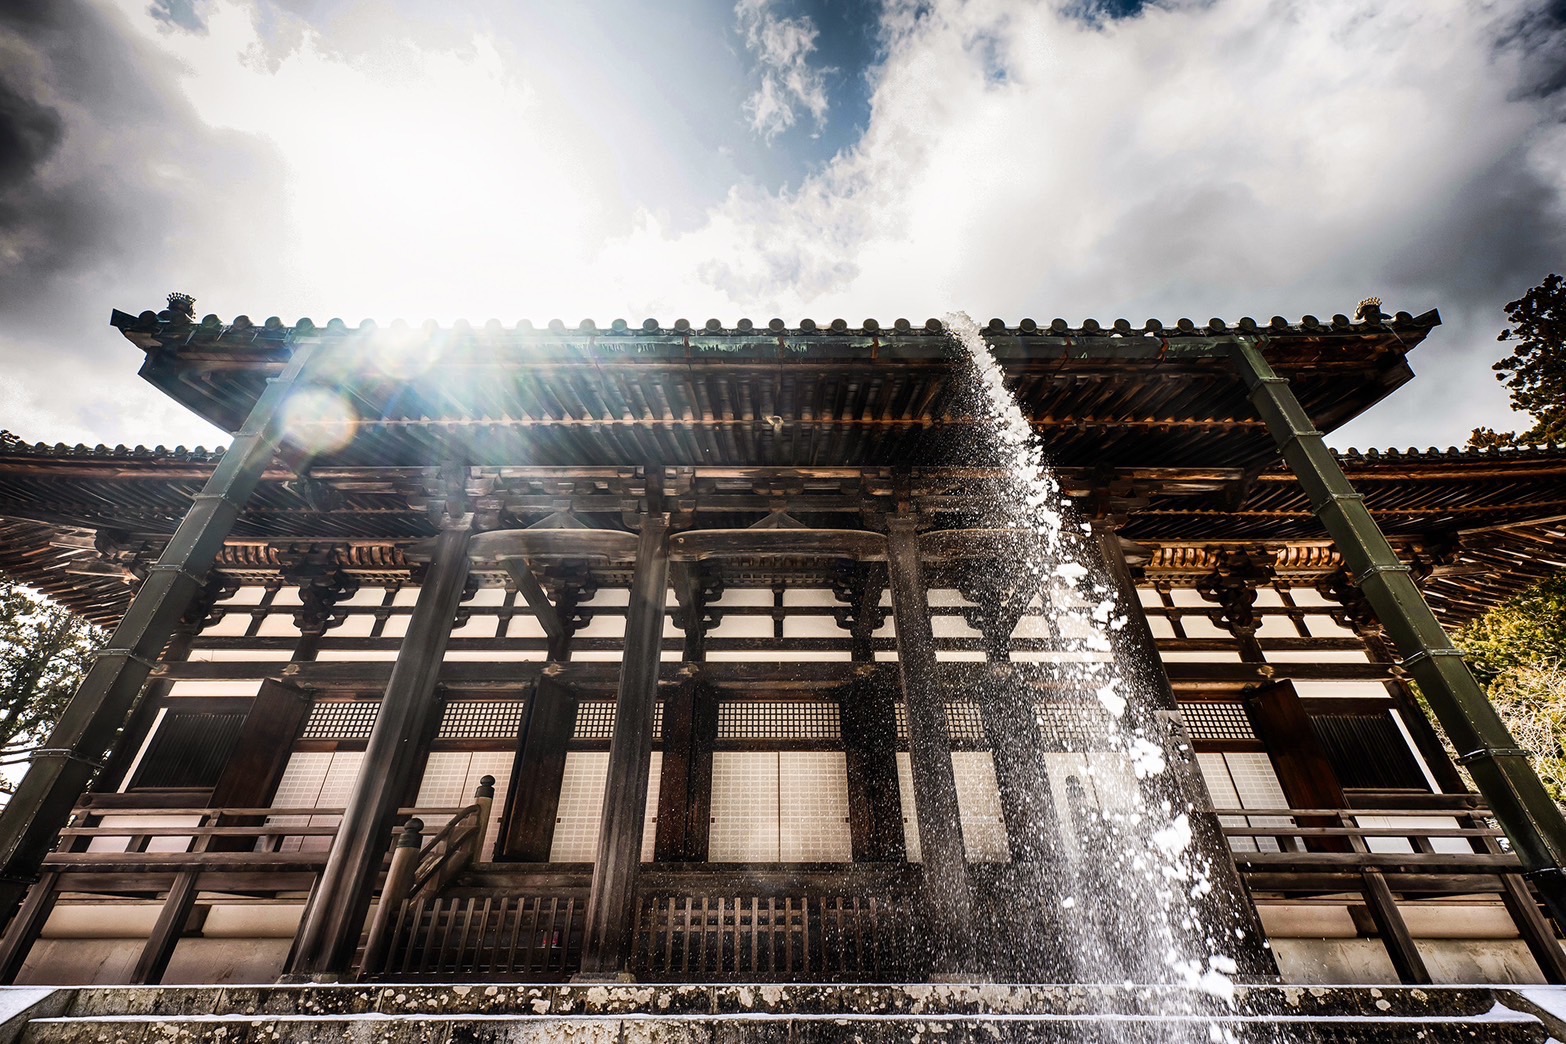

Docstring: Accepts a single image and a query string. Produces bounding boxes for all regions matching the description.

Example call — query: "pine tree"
[0,580,100,794]
[1470,273,1566,448]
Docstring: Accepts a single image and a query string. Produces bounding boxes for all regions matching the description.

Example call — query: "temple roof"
[110,304,1441,473]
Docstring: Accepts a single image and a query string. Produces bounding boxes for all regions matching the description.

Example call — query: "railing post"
[1230,338,1566,936]
[360,818,423,978]
[470,776,495,867]
[1339,811,1430,984]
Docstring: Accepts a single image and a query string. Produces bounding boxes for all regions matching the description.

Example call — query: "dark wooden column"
[209,680,313,810]
[286,515,475,979]
[840,673,906,862]
[0,337,326,926]
[500,675,578,861]
[579,512,670,976]
[886,517,976,973]
[954,558,1062,863]
[654,678,715,862]
[1094,527,1277,977]
[832,564,903,862]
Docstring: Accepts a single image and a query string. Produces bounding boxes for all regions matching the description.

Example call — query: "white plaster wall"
[15,940,140,985]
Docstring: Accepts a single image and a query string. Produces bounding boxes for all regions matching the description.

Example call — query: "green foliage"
[0,580,101,792]
[1457,572,1566,684]
[1455,573,1566,803]
[1470,273,1566,449]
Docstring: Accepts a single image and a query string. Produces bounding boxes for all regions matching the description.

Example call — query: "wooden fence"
[633,894,920,981]
[373,894,584,979]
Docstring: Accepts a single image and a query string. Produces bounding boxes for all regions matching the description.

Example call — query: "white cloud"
[613,0,1566,446]
[5,0,1566,451]
[735,0,831,141]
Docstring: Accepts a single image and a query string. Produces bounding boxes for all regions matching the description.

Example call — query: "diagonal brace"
[1230,337,1566,935]
[499,556,565,644]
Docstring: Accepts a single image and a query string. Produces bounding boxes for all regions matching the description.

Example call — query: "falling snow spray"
[941,312,1272,1041]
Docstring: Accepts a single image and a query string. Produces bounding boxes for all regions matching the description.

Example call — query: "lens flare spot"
[372,327,445,380]
[281,387,358,455]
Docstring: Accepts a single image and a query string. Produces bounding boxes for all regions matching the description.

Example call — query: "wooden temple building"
[0,295,1564,989]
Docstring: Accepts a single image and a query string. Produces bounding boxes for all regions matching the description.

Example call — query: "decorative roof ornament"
[1355,296,1383,321]
[165,292,196,321]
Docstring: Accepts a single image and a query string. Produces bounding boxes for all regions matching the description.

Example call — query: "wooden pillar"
[654,679,715,862]
[1094,527,1277,977]
[840,673,906,862]
[500,676,578,861]
[0,340,325,927]
[977,677,1060,863]
[1245,681,1347,816]
[578,512,670,976]
[209,680,313,810]
[286,516,474,979]
[886,516,976,974]
[833,565,902,863]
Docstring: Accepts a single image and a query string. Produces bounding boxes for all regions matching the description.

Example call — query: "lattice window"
[438,700,528,739]
[573,701,617,740]
[569,700,664,741]
[1179,702,1257,743]
[301,701,378,740]
[716,702,841,741]
[892,702,986,744]
[1035,701,1115,750]
[944,702,986,744]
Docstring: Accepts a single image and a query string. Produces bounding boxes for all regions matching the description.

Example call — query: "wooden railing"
[0,801,466,985]
[1216,805,1566,985]
[372,894,584,979]
[633,893,918,981]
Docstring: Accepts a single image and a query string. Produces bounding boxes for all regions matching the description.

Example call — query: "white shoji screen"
[547,750,661,863]
[268,750,365,851]
[708,751,852,862]
[950,751,1010,863]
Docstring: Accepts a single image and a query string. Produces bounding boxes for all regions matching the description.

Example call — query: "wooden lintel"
[671,528,887,562]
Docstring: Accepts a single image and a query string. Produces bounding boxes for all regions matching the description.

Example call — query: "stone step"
[6,984,1562,1044]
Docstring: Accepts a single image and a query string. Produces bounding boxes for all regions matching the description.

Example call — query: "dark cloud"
[0,0,287,445]
[1499,0,1566,98]
[1387,147,1566,317]
[0,76,61,188]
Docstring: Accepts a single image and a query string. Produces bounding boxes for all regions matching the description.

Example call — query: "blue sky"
[1,0,1564,451]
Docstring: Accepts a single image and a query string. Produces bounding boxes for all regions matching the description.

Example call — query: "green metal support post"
[1231,338,1566,933]
[0,340,322,937]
